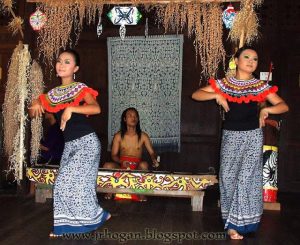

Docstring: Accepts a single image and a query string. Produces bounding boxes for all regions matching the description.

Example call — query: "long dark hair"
[120,107,142,140]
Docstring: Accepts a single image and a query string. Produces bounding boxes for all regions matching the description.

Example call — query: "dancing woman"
[192,46,288,239]
[29,49,110,236]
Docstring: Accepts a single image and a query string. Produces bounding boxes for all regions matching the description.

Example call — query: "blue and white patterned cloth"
[53,133,109,235]
[219,128,263,234]
[107,35,183,152]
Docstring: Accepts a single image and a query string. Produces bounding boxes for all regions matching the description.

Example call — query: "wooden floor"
[0,188,299,245]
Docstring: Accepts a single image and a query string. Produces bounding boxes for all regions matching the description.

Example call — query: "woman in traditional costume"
[29,49,110,236]
[192,46,288,239]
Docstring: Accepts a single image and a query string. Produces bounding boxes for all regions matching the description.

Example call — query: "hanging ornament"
[145,18,149,38]
[229,56,236,70]
[222,4,236,29]
[107,6,142,39]
[226,56,237,78]
[29,9,47,31]
[119,24,126,40]
[97,16,103,38]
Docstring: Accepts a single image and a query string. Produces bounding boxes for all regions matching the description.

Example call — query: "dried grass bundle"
[195,3,225,80]
[7,16,23,36]
[154,2,225,82]
[28,61,44,164]
[3,44,31,183]
[2,43,22,157]
[0,0,13,11]
[0,0,24,38]
[229,0,263,46]
[155,3,187,33]
[37,0,104,67]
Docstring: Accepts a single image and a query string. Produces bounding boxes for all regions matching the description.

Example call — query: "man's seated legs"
[137,161,148,171]
[102,162,119,169]
[102,160,149,201]
[137,161,148,201]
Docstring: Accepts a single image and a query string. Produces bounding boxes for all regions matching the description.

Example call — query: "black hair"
[60,48,80,67]
[234,46,257,59]
[120,107,142,140]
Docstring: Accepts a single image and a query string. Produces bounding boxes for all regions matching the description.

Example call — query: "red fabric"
[39,87,98,113]
[114,156,141,201]
[263,188,278,203]
[209,78,278,104]
[114,194,140,202]
[120,156,141,163]
[120,156,140,170]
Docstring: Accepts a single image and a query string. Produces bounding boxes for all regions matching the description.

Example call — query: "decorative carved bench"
[26,167,218,212]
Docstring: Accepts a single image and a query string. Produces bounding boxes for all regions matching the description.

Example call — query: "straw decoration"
[229,0,264,46]
[154,2,225,82]
[28,60,44,164]
[37,0,104,67]
[0,0,24,38]
[3,44,31,183]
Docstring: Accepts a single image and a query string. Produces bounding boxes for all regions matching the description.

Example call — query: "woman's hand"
[216,94,229,112]
[60,107,73,131]
[259,108,269,128]
[29,99,44,118]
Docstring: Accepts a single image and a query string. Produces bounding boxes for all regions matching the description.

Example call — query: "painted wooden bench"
[26,166,218,212]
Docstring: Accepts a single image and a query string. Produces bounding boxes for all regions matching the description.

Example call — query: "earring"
[73,73,76,80]
[56,74,59,77]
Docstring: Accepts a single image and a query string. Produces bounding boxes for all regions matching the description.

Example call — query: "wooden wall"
[273,0,300,193]
[0,0,299,192]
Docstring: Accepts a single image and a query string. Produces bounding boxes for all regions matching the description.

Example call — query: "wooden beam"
[27,0,240,4]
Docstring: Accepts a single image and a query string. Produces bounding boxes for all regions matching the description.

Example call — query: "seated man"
[103,107,159,201]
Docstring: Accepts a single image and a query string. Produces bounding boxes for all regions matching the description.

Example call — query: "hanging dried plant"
[3,44,31,183]
[195,3,225,80]
[37,0,104,67]
[229,0,263,46]
[0,0,24,38]
[2,43,22,157]
[0,0,13,11]
[155,3,184,33]
[7,16,23,36]
[28,60,44,164]
[153,2,225,82]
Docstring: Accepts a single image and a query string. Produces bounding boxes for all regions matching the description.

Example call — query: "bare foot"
[106,212,112,221]
[227,229,243,240]
[104,193,113,200]
[49,232,62,238]
[139,195,147,202]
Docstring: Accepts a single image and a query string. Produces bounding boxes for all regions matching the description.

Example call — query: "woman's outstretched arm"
[192,85,229,112]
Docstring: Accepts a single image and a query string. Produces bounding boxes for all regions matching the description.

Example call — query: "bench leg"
[29,182,36,196]
[191,191,204,212]
[35,184,53,203]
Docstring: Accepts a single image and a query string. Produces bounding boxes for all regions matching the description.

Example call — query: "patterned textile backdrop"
[107,35,183,152]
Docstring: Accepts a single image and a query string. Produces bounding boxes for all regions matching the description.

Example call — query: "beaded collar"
[209,77,278,103]
[39,82,98,113]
